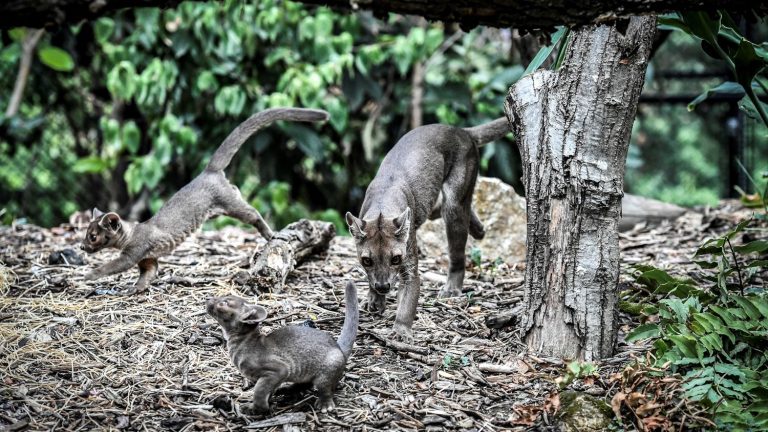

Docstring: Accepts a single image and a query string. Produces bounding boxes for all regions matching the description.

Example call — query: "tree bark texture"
[2,0,765,30]
[249,219,336,292]
[504,16,657,361]
[298,0,763,30]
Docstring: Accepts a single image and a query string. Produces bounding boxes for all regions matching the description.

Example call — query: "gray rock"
[557,391,613,432]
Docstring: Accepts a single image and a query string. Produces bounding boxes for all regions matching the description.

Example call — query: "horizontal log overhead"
[2,0,766,30]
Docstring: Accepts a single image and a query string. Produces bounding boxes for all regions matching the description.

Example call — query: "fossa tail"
[206,107,329,172]
[337,281,359,360]
[463,117,511,146]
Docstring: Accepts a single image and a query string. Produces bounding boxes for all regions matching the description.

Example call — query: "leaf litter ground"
[0,203,752,431]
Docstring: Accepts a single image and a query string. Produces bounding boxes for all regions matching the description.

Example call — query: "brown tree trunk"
[504,16,657,361]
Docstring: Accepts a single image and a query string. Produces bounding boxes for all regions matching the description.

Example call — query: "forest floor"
[0,202,752,431]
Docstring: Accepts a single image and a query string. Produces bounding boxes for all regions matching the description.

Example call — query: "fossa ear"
[99,212,122,232]
[239,304,268,325]
[393,207,411,239]
[91,207,105,220]
[345,212,366,239]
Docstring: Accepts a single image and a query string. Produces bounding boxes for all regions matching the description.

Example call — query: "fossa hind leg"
[438,166,476,298]
[222,188,274,239]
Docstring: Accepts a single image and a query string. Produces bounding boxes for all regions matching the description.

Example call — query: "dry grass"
[0,205,742,431]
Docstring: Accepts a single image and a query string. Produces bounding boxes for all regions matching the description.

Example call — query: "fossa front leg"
[393,241,420,340]
[122,258,158,296]
[84,253,138,282]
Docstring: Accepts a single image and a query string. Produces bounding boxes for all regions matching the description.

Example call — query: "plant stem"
[726,238,745,296]
[744,86,768,128]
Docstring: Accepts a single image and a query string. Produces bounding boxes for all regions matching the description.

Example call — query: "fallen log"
[247,219,336,292]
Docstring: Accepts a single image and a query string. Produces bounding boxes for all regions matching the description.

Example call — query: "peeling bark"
[504,16,657,360]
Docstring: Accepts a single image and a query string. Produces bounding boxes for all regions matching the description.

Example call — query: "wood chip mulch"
[0,202,751,431]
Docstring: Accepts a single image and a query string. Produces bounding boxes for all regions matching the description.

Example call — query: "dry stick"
[365,330,429,355]
[6,29,44,117]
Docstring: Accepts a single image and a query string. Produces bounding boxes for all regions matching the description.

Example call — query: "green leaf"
[626,323,661,342]
[657,16,690,33]
[669,334,699,359]
[8,28,27,41]
[121,121,141,154]
[196,70,218,92]
[661,298,691,323]
[94,18,115,44]
[37,46,75,72]
[524,27,567,76]
[734,296,762,321]
[734,240,768,254]
[72,157,109,174]
[688,81,744,111]
[281,124,323,161]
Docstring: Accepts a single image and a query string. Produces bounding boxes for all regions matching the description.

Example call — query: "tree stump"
[248,219,336,292]
[504,16,657,360]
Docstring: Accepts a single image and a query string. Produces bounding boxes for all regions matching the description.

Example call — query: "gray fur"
[345,117,510,338]
[81,108,329,295]
[206,281,358,413]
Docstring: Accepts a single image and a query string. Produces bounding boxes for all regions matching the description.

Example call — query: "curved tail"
[463,117,511,147]
[206,108,329,172]
[337,281,359,360]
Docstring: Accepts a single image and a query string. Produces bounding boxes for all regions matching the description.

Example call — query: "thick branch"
[1,0,765,30]
[298,0,764,30]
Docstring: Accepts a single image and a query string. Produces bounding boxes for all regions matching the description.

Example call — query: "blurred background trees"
[0,0,766,230]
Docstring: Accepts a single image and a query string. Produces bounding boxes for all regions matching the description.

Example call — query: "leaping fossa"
[206,281,358,413]
[345,117,510,338]
[81,108,329,295]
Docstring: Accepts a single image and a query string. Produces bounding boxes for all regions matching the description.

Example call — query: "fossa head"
[345,208,411,312]
[81,208,126,253]
[206,295,267,335]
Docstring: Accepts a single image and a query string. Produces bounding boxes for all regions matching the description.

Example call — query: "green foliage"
[557,361,599,388]
[625,219,768,429]
[442,353,471,369]
[0,1,520,228]
[663,11,768,127]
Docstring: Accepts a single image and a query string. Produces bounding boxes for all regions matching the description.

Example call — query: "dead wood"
[248,219,336,292]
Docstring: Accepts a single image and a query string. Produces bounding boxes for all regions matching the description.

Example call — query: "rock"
[418,176,527,265]
[417,177,692,266]
[620,193,687,232]
[557,391,613,432]
[47,248,85,266]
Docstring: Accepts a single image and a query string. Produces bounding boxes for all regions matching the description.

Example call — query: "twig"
[6,29,45,118]
[366,330,429,355]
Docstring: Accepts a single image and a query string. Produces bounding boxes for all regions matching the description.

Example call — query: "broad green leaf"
[657,16,690,33]
[38,46,75,72]
[734,240,768,254]
[734,296,762,321]
[688,81,744,112]
[669,334,699,359]
[524,27,567,76]
[626,323,661,342]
